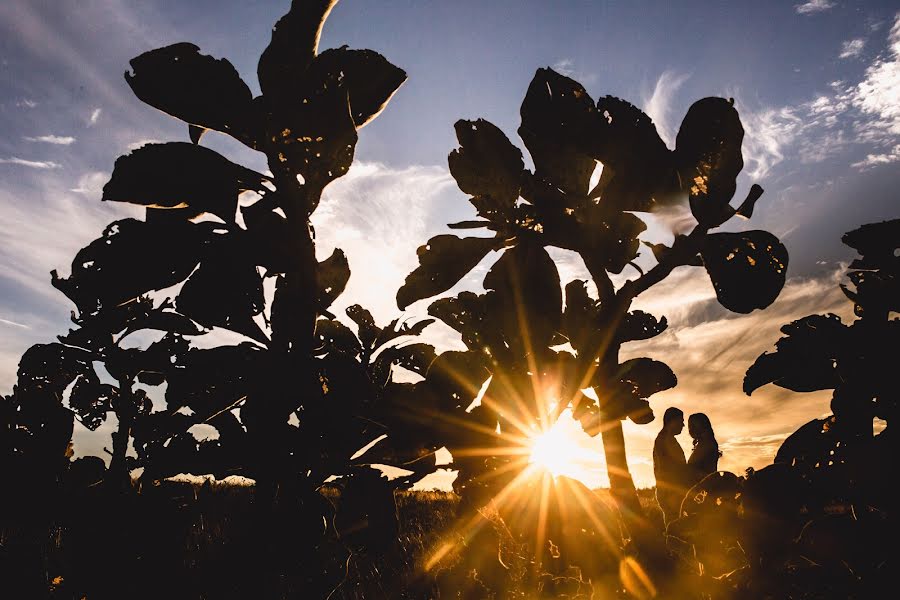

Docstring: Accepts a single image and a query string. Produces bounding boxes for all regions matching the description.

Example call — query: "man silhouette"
[653,407,687,527]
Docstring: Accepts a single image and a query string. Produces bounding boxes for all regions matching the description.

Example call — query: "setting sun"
[528,409,601,483]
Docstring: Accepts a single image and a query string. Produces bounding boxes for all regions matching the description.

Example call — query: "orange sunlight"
[528,408,600,484]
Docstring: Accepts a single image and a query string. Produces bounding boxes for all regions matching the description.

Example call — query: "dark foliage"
[396,65,787,530]
[0,1,433,597]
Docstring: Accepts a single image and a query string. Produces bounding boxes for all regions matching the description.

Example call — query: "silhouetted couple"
[653,408,721,526]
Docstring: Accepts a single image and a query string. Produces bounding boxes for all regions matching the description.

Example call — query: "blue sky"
[1,0,898,488]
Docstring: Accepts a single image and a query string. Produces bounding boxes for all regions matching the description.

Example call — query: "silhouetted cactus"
[397,68,788,527]
[0,1,426,596]
[745,218,896,510]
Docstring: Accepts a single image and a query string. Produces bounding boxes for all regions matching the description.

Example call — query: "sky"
[0,0,898,489]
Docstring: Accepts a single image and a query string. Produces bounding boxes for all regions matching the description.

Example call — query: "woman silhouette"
[686,413,721,487]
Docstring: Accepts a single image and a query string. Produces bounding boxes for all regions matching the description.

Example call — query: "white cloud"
[643,70,691,147]
[736,13,900,175]
[550,58,596,86]
[738,105,802,178]
[839,38,866,59]
[24,134,76,145]
[88,107,102,125]
[552,59,574,77]
[851,143,900,168]
[126,138,163,151]
[70,171,108,197]
[0,157,60,169]
[16,99,37,108]
[852,15,900,137]
[313,161,458,325]
[795,0,835,15]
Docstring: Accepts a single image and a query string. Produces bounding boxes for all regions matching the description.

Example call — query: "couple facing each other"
[653,407,722,526]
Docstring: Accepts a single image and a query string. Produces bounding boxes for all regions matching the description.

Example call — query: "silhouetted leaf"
[346,304,379,350]
[774,416,838,467]
[575,204,647,273]
[306,47,407,127]
[448,220,493,229]
[561,280,600,353]
[744,314,848,395]
[841,218,900,316]
[17,343,93,396]
[428,291,496,353]
[374,317,435,350]
[396,235,500,310]
[317,248,350,310]
[125,43,261,148]
[643,235,703,266]
[701,230,788,313]
[176,240,267,343]
[425,350,491,415]
[266,79,358,192]
[68,374,116,431]
[388,343,437,377]
[371,343,437,389]
[617,310,668,343]
[597,358,676,423]
[484,241,562,351]
[243,207,310,274]
[675,98,744,226]
[314,318,362,357]
[841,218,900,269]
[615,358,677,398]
[123,308,206,337]
[103,142,268,224]
[519,68,599,196]
[104,333,188,383]
[449,119,524,210]
[166,343,264,416]
[51,218,205,316]
[593,95,674,211]
[257,0,337,99]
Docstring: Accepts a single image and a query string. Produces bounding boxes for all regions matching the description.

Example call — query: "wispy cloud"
[795,0,835,15]
[70,171,108,197]
[16,99,37,108]
[313,161,458,325]
[552,58,575,77]
[0,317,31,330]
[550,58,597,86]
[24,134,76,145]
[643,70,691,147]
[839,38,866,59]
[738,105,802,179]
[737,13,900,175]
[0,157,61,169]
[88,107,102,125]
[852,143,900,168]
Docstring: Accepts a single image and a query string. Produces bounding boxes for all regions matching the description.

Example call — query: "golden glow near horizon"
[527,408,601,482]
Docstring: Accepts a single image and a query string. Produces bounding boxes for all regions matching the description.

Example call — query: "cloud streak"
[24,134,76,145]
[0,157,60,169]
[795,1,835,15]
[643,70,690,147]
